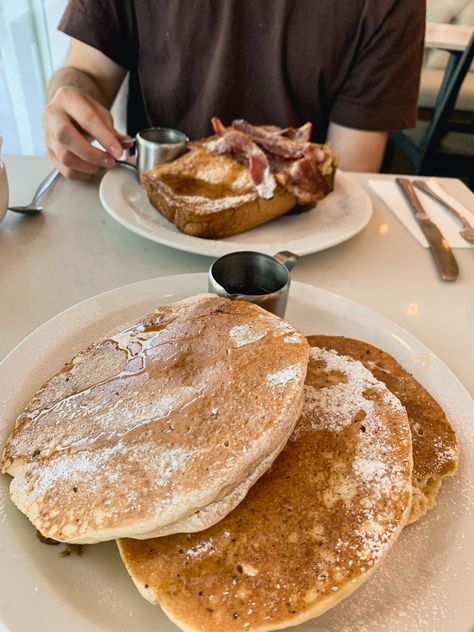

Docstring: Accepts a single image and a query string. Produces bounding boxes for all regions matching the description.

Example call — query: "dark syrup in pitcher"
[225,284,273,296]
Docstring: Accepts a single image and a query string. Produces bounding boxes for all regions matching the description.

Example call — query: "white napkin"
[368,178,474,248]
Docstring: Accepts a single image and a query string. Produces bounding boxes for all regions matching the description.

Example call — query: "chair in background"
[384,24,474,188]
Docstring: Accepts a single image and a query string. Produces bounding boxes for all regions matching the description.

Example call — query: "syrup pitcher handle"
[274,251,299,272]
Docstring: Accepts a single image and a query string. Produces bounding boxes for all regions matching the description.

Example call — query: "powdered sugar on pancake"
[431,438,458,467]
[298,347,409,505]
[272,319,294,334]
[353,458,387,483]
[8,384,198,460]
[284,332,303,344]
[267,364,304,388]
[3,295,309,544]
[302,348,402,435]
[186,539,215,558]
[25,443,192,502]
[117,344,413,631]
[229,324,266,348]
[305,347,404,432]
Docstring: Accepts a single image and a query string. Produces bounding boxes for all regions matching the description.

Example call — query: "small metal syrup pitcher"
[208,251,299,318]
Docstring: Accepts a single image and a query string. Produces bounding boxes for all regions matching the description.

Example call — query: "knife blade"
[396,177,459,282]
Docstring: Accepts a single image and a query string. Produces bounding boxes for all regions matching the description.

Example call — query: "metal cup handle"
[121,137,137,150]
[274,251,299,272]
[115,137,138,171]
[115,160,137,172]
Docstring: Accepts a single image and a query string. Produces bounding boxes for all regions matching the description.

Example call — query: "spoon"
[7,168,60,215]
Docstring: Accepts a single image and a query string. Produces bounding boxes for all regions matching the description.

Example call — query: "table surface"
[1,156,473,397]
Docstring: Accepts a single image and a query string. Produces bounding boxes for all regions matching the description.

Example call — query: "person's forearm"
[47,67,110,106]
[327,123,387,172]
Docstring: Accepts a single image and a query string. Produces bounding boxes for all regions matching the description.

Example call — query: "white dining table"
[1,155,473,396]
[1,155,474,632]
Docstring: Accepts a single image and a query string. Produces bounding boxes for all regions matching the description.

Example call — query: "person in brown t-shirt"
[44,0,426,180]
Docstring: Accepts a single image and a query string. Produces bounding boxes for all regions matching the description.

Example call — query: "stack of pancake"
[0,294,458,631]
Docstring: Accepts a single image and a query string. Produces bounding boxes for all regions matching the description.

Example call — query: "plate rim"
[99,169,373,257]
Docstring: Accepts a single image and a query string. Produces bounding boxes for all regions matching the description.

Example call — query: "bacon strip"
[231,119,310,159]
[271,154,329,204]
[208,117,332,203]
[211,118,276,199]
[211,116,226,136]
[280,122,313,142]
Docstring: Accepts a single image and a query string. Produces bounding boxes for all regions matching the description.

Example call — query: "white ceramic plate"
[99,168,372,257]
[0,275,473,632]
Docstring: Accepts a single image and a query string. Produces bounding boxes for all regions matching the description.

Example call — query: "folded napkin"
[369,178,474,248]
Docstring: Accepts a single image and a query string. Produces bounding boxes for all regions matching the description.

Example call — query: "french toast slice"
[142,141,297,239]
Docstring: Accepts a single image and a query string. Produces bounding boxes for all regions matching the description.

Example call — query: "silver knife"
[396,178,459,282]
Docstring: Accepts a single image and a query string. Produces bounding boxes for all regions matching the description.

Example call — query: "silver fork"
[413,180,474,244]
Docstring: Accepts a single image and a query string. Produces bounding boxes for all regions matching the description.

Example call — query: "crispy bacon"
[271,154,329,204]
[208,117,332,203]
[290,157,319,184]
[280,122,313,142]
[302,142,326,165]
[211,116,226,136]
[289,158,328,201]
[233,121,313,143]
[211,118,276,199]
[231,119,311,159]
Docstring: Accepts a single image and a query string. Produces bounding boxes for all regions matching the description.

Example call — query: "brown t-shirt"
[59,0,425,141]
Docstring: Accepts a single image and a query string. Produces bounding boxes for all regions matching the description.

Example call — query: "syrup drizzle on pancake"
[14,320,204,460]
[1,296,309,544]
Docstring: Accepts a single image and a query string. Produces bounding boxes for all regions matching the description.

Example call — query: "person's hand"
[44,86,124,180]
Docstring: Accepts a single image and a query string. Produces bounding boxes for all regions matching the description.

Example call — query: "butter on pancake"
[118,347,412,632]
[308,335,459,523]
[1,294,309,544]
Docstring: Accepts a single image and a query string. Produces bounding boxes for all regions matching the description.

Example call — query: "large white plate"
[99,168,372,257]
[0,275,473,632]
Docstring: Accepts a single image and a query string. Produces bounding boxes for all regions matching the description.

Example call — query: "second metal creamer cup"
[208,251,299,318]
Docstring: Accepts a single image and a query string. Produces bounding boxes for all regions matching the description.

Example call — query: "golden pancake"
[1,295,309,544]
[118,347,413,631]
[308,335,459,523]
